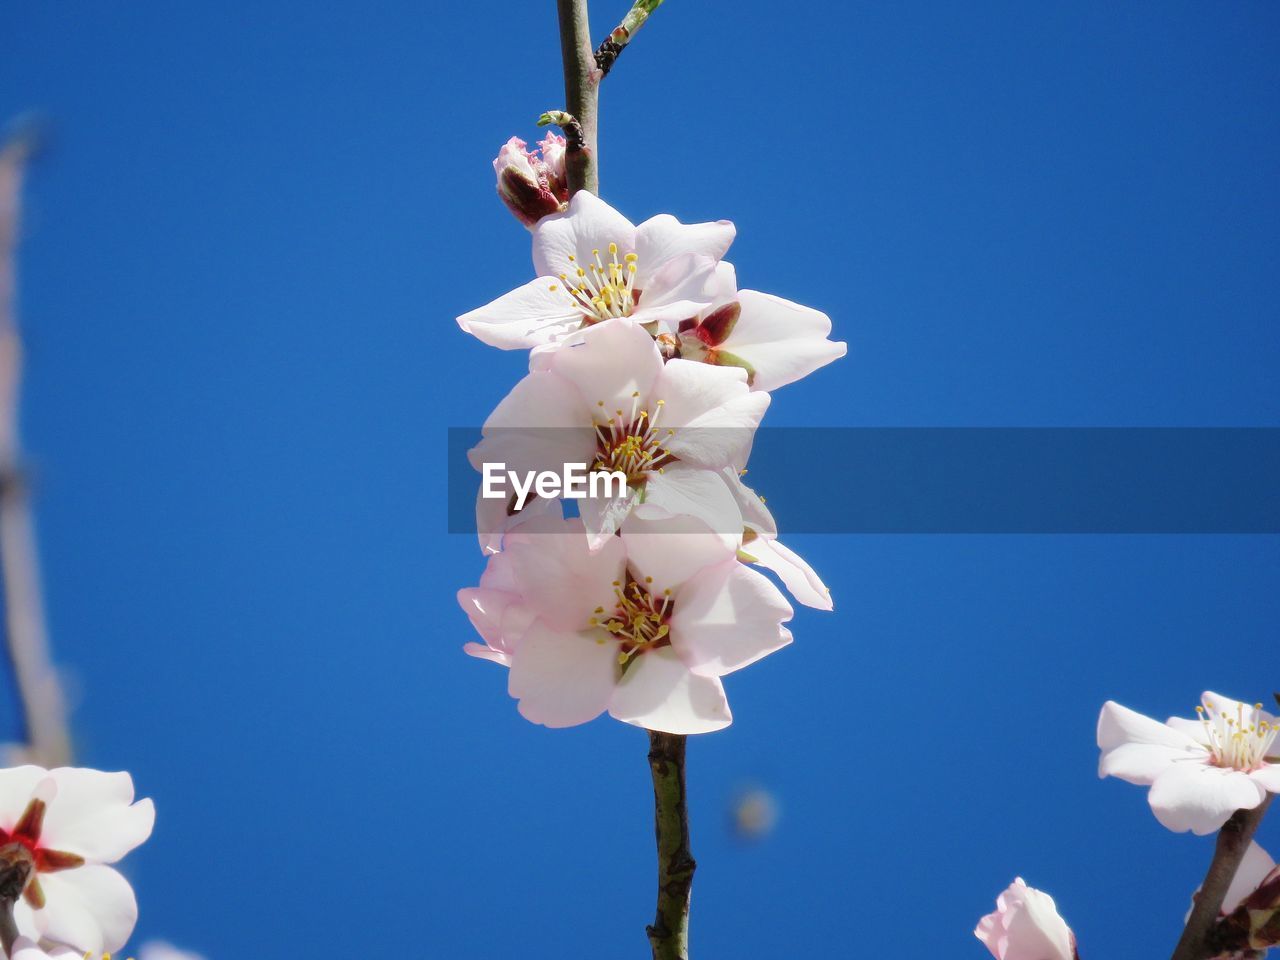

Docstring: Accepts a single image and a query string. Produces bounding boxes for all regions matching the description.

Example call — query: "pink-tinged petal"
[40,769,153,864]
[724,468,776,537]
[463,641,511,666]
[656,360,769,469]
[1249,763,1280,793]
[1202,691,1278,727]
[1097,701,1202,784]
[549,319,663,413]
[628,254,720,316]
[1147,763,1267,835]
[457,277,586,350]
[475,490,562,556]
[670,561,793,677]
[578,487,641,550]
[745,537,833,611]
[0,765,47,827]
[620,513,736,595]
[532,191,637,279]
[457,587,520,652]
[1225,841,1276,913]
[976,878,1074,960]
[634,213,735,282]
[472,373,595,480]
[11,938,81,960]
[635,465,744,546]
[609,648,732,735]
[38,864,138,954]
[725,290,847,392]
[12,897,43,943]
[504,519,625,631]
[508,622,619,728]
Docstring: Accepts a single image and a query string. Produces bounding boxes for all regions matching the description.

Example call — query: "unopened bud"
[494,135,569,228]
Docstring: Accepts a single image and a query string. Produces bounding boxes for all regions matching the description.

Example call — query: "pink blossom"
[459,508,793,733]
[0,766,154,954]
[1098,694,1280,834]
[494,134,569,228]
[975,878,1076,960]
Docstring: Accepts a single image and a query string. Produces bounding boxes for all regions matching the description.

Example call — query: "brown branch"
[554,0,599,196]
[646,731,695,960]
[0,856,32,955]
[0,131,73,769]
[1171,796,1273,960]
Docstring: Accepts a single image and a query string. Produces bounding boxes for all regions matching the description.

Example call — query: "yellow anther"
[625,253,638,262]
[548,284,559,292]
[609,242,618,254]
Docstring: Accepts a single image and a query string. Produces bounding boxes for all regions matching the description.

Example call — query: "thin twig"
[594,0,665,77]
[0,857,32,955]
[1171,796,1273,960]
[554,0,599,196]
[0,131,73,769]
[647,731,695,960]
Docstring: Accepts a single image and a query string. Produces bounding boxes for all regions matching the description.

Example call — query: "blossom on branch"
[470,319,768,548]
[0,765,154,955]
[975,878,1077,960]
[1097,693,1280,835]
[494,134,569,228]
[458,509,793,734]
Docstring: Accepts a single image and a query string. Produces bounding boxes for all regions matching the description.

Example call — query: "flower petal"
[37,864,138,954]
[549,318,663,414]
[456,277,586,350]
[745,537,833,611]
[532,191,637,279]
[1096,701,1202,784]
[0,765,47,828]
[609,648,732,735]
[508,622,619,728]
[1248,763,1280,793]
[724,290,847,392]
[471,373,595,480]
[40,769,153,864]
[634,212,735,281]
[505,518,626,632]
[656,360,769,469]
[1147,762,1267,835]
[1225,841,1277,912]
[636,464,744,545]
[670,561,793,676]
[620,512,736,595]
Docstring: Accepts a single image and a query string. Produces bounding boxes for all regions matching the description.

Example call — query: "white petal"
[505,518,626,632]
[1202,691,1278,727]
[475,489,562,555]
[549,319,663,413]
[532,191,637,279]
[1147,762,1267,835]
[472,373,595,480]
[457,277,586,350]
[0,765,47,826]
[1096,701,1202,784]
[656,360,769,468]
[1248,763,1280,793]
[724,290,847,392]
[508,622,619,728]
[745,537,833,611]
[609,648,732,735]
[669,561,793,677]
[40,769,153,864]
[723,468,776,537]
[636,465,744,546]
[620,512,735,595]
[578,487,640,549]
[12,939,80,960]
[634,212,735,281]
[38,864,139,954]
[628,254,719,320]
[994,879,1075,960]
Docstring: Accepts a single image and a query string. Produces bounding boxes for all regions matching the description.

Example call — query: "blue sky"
[2,1,1278,956]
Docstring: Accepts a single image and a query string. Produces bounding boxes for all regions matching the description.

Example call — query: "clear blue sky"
[2,1,1278,956]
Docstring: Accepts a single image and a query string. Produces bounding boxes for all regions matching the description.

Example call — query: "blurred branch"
[594,0,664,77]
[0,128,73,769]
[1171,796,1273,960]
[647,731,695,960]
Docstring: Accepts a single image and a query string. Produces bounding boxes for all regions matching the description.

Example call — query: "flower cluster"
[456,152,845,734]
[0,765,153,957]
[974,691,1280,959]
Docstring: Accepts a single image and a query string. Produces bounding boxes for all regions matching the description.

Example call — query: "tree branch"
[0,130,73,769]
[647,731,695,960]
[1171,796,1273,960]
[554,0,599,196]
[594,0,665,77]
[0,856,32,956]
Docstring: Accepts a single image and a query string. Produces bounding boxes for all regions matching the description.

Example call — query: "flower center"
[0,794,86,911]
[588,575,673,662]
[592,392,677,484]
[549,242,639,323]
[1197,700,1278,772]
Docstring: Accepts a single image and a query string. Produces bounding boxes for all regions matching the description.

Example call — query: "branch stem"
[647,731,695,960]
[554,0,599,195]
[0,134,72,769]
[1171,796,1273,960]
[594,0,665,77]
